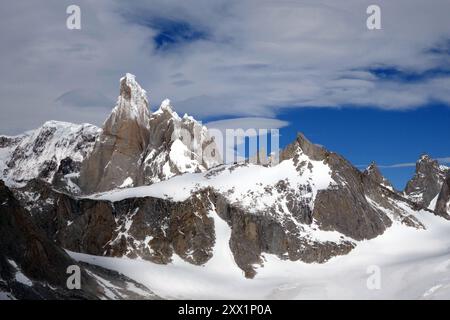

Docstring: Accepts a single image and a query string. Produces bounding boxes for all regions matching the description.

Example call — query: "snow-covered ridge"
[90,150,333,211]
[141,98,222,186]
[1,120,99,186]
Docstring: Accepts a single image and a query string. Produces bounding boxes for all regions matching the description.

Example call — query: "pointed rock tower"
[363,162,394,191]
[404,155,448,207]
[78,74,221,193]
[79,74,151,193]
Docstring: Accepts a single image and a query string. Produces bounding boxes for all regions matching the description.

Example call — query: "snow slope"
[69,208,450,299]
[91,154,333,213]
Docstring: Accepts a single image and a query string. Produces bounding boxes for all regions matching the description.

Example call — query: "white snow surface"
[429,194,439,211]
[90,153,333,214]
[119,177,134,188]
[168,139,206,175]
[1,120,99,186]
[68,208,450,299]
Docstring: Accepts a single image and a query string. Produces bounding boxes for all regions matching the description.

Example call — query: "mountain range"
[1,74,449,299]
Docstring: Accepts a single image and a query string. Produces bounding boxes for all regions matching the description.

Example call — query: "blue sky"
[276,105,450,190]
[0,0,449,189]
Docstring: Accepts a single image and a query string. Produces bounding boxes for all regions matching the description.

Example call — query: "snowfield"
[90,155,334,212]
[69,208,450,300]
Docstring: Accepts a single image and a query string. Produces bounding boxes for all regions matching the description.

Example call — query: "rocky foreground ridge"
[0,74,449,299]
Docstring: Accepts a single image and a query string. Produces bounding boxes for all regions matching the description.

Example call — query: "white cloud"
[206,117,289,133]
[1,0,450,134]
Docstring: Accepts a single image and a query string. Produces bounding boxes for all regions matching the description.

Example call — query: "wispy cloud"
[2,1,450,134]
[206,117,289,134]
[358,156,450,169]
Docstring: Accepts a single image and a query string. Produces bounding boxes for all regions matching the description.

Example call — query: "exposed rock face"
[282,134,391,241]
[16,182,353,279]
[79,74,151,193]
[363,162,394,191]
[0,180,159,300]
[404,155,449,208]
[16,180,215,267]
[1,121,98,191]
[0,180,96,299]
[435,174,450,219]
[211,191,354,278]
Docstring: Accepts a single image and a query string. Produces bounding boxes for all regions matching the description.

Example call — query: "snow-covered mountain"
[142,98,221,185]
[1,74,450,299]
[78,74,221,193]
[0,121,99,192]
[0,74,221,195]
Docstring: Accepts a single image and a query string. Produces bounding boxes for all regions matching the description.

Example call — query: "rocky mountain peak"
[280,132,327,162]
[79,74,152,193]
[103,73,150,136]
[119,73,148,107]
[364,162,383,180]
[363,162,394,191]
[78,74,221,193]
[417,154,439,170]
[405,154,448,208]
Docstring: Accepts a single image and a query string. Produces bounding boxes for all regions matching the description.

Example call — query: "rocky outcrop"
[0,180,97,299]
[363,162,394,191]
[0,180,159,300]
[211,191,354,278]
[404,155,448,208]
[15,182,354,279]
[435,174,450,219]
[79,74,151,193]
[22,185,216,267]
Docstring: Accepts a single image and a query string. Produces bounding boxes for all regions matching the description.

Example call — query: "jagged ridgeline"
[0,74,449,299]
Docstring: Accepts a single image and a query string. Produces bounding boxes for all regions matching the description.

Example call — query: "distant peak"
[365,161,379,172]
[280,132,327,162]
[419,154,431,162]
[416,154,439,170]
[364,161,382,177]
[364,161,394,190]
